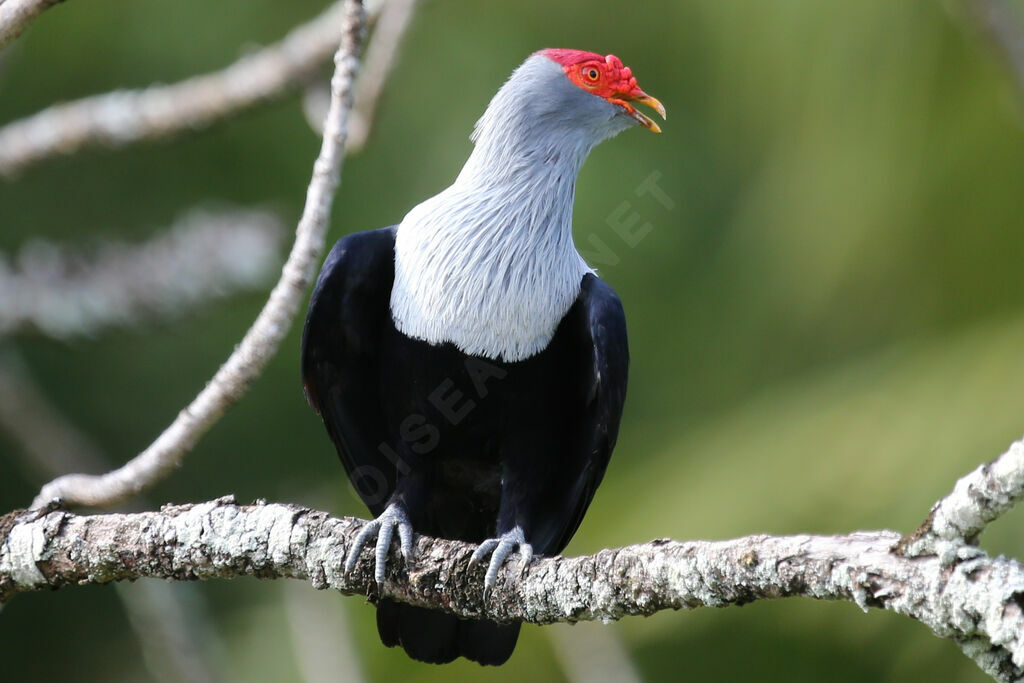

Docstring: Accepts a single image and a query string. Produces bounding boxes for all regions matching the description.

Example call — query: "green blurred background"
[2,0,1024,680]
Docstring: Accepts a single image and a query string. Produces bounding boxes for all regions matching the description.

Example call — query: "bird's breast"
[389,262,579,361]
[389,199,588,362]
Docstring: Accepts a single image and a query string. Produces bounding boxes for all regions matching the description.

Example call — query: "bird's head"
[538,48,666,134]
[462,48,665,182]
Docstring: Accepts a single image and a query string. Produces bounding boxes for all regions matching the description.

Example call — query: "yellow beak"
[616,91,667,133]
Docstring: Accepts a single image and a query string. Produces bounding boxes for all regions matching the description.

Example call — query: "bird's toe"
[469,538,499,567]
[345,502,415,583]
[471,527,532,593]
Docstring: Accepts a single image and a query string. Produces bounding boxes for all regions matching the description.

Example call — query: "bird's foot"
[344,502,415,584]
[469,526,533,593]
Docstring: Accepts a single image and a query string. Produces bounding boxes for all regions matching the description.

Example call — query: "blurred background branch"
[547,622,642,683]
[283,579,368,683]
[0,0,393,177]
[0,351,108,478]
[961,0,1024,105]
[113,580,224,683]
[0,208,284,339]
[0,0,65,50]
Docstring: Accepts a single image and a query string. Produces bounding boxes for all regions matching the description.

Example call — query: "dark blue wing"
[541,273,629,554]
[301,226,397,516]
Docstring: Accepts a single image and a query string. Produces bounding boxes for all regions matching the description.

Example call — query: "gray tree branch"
[2,489,1024,681]
[899,438,1024,562]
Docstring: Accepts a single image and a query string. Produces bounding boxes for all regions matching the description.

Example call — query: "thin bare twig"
[0,0,64,50]
[0,1,350,177]
[304,0,419,150]
[30,0,367,509]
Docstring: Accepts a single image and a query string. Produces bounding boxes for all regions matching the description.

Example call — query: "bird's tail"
[376,598,520,665]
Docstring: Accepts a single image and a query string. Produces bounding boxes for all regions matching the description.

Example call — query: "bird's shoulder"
[301,226,397,413]
[579,273,625,318]
[576,273,627,347]
[309,225,397,304]
[563,273,628,407]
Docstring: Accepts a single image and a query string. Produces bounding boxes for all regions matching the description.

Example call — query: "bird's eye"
[583,67,600,82]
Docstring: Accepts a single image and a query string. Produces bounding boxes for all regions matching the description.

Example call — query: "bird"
[301,48,664,666]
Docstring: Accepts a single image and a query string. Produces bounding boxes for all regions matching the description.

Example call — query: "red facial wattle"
[538,48,666,133]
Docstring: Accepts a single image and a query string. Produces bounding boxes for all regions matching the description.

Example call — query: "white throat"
[389,55,633,362]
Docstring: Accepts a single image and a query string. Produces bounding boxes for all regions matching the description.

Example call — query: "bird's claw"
[469,526,533,593]
[344,502,415,584]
